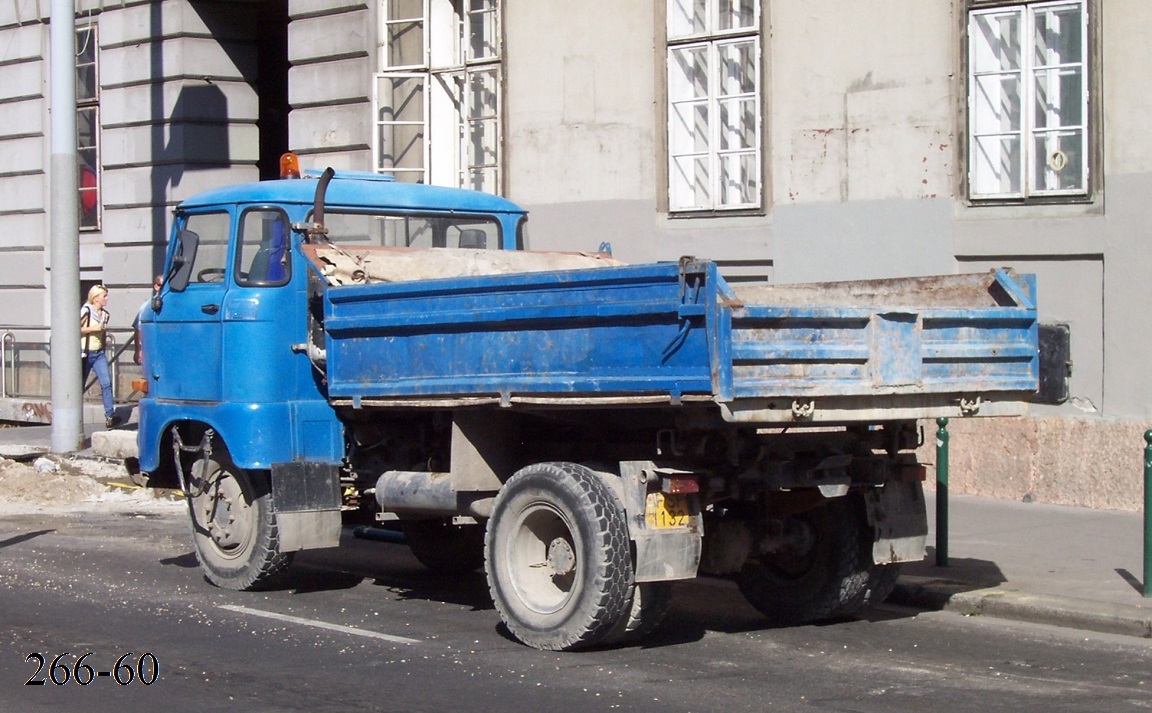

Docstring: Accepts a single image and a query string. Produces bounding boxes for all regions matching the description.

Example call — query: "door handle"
[201,304,219,315]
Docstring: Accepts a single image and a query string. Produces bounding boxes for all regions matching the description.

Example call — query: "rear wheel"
[603,582,674,645]
[188,454,292,591]
[403,519,486,573]
[737,495,874,625]
[485,462,633,651]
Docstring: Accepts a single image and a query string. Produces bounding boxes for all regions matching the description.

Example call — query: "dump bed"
[308,247,1037,424]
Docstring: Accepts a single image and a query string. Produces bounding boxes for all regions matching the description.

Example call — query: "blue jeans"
[82,351,114,419]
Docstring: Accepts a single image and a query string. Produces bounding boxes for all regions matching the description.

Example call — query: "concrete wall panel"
[288,57,372,108]
[0,58,41,101]
[0,21,43,60]
[100,0,242,47]
[1102,1,1152,175]
[1,135,44,174]
[288,9,369,65]
[100,165,256,208]
[101,38,255,86]
[773,197,955,283]
[0,285,45,327]
[101,81,259,127]
[0,212,44,249]
[0,97,43,139]
[289,103,370,156]
[505,0,656,205]
[0,173,44,213]
[770,1,954,206]
[102,123,259,167]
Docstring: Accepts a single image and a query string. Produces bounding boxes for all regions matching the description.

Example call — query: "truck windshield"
[320,211,499,250]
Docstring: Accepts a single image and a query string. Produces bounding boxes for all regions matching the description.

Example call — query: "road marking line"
[218,604,420,644]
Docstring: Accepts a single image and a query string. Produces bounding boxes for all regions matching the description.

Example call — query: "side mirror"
[167,229,200,292]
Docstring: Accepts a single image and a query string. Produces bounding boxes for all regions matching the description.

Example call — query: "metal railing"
[1,325,140,404]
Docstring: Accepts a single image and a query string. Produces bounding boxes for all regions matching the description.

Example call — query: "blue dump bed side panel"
[319,256,1039,424]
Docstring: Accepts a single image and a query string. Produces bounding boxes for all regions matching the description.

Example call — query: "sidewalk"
[3,423,1152,640]
[893,492,1152,639]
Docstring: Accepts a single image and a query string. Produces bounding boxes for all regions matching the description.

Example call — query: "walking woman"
[81,284,118,428]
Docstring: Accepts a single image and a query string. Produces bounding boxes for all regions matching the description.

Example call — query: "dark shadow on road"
[902,548,1007,590]
[0,529,53,549]
[289,529,495,610]
[160,552,199,568]
[1116,568,1145,595]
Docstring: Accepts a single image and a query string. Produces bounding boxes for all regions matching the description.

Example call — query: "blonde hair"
[86,284,108,305]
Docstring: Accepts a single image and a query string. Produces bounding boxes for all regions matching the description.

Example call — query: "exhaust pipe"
[375,471,494,519]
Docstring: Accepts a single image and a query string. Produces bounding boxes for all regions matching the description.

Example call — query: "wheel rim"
[506,501,579,615]
[194,466,256,562]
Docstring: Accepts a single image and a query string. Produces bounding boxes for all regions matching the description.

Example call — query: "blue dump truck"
[136,162,1040,651]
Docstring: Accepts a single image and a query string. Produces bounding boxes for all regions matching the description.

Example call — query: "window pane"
[377,75,426,178]
[668,0,707,37]
[719,97,755,150]
[718,40,756,96]
[236,211,291,286]
[972,74,1022,134]
[1032,130,1083,193]
[76,27,96,102]
[668,45,709,101]
[79,153,98,230]
[971,135,1022,197]
[971,11,1021,74]
[467,68,498,119]
[183,213,231,284]
[467,0,498,61]
[719,152,757,206]
[1034,4,1082,67]
[384,0,425,68]
[670,101,709,154]
[1033,67,1082,129]
[670,155,711,210]
[718,0,756,32]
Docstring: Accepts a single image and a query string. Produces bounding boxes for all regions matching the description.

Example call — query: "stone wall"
[918,416,1152,512]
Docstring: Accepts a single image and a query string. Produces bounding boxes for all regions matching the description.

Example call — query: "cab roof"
[177,170,527,216]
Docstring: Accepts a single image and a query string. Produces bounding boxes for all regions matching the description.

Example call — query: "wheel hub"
[546,537,576,578]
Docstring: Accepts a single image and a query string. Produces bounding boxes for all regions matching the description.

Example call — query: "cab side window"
[183,212,231,284]
[236,209,291,286]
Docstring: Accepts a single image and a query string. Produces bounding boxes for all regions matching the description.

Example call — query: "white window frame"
[967,0,1089,201]
[76,24,100,231]
[666,0,762,214]
[374,0,501,192]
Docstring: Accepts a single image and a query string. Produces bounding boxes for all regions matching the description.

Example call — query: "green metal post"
[936,417,949,567]
[1144,430,1152,597]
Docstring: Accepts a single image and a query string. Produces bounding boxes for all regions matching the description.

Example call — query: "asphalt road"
[3,505,1152,712]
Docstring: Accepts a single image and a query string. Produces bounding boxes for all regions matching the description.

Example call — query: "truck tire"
[485,462,633,651]
[602,582,674,645]
[188,455,292,591]
[402,519,485,573]
[737,495,872,626]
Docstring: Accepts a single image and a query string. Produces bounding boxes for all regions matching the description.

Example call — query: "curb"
[891,575,1152,640]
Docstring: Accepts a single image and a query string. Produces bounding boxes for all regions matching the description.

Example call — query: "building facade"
[1,0,1148,507]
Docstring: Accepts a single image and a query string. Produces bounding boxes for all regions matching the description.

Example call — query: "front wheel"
[188,454,292,591]
[485,462,633,651]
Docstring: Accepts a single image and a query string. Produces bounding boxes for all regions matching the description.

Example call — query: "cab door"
[150,210,231,402]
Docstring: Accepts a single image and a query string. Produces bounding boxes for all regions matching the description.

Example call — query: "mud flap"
[864,481,928,565]
[271,462,342,552]
[619,461,703,582]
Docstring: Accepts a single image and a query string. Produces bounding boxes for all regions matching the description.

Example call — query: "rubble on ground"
[0,454,181,515]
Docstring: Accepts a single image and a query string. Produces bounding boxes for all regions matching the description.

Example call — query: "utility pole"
[49,0,83,453]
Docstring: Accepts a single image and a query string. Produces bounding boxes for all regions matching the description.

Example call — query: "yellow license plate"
[645,491,691,529]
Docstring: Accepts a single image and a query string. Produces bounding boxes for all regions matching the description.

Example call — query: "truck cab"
[137,168,528,487]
